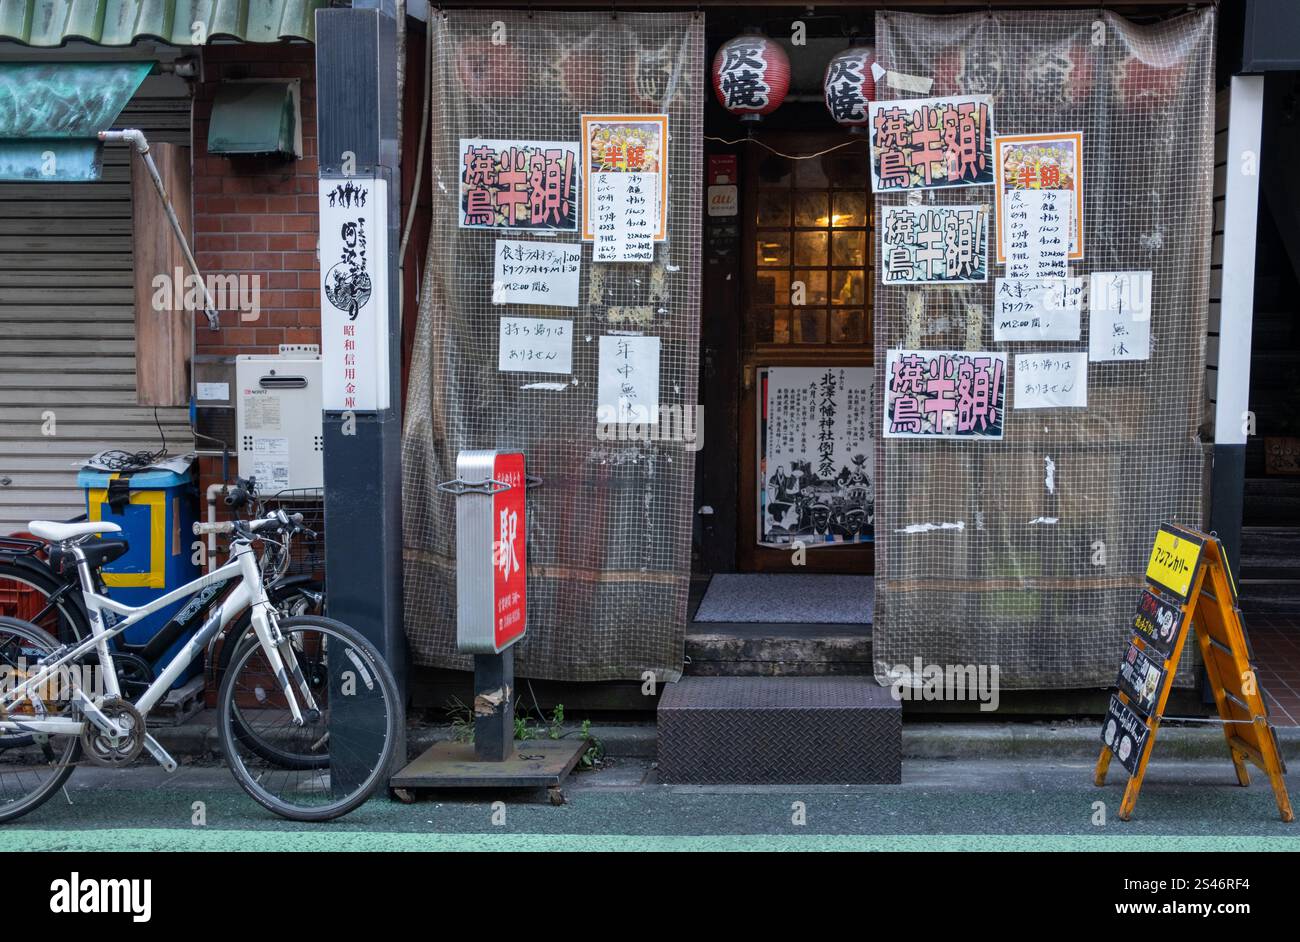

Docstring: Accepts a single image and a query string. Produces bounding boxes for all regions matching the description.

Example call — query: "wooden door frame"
[735,131,875,573]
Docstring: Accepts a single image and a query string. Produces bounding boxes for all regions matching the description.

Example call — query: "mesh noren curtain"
[403,11,704,681]
[872,8,1216,689]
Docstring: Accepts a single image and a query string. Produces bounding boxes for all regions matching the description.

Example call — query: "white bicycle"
[0,509,400,822]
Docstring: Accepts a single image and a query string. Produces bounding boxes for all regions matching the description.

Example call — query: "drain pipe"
[98,129,221,331]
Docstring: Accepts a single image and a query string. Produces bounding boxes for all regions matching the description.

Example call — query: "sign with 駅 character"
[1095,524,1293,822]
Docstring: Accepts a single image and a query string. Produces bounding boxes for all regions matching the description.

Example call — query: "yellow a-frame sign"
[1095,523,1293,822]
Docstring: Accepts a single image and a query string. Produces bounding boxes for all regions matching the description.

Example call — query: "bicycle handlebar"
[193,512,309,539]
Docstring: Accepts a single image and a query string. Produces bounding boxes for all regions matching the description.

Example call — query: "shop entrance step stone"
[656,676,900,784]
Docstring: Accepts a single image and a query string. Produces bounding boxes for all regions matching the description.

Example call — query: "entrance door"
[738,133,875,573]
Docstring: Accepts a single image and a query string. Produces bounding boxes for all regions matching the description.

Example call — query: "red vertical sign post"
[491,452,528,652]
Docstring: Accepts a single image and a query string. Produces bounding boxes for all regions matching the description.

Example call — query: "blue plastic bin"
[77,466,201,687]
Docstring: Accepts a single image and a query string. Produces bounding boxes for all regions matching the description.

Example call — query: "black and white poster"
[318,175,390,411]
[760,366,874,547]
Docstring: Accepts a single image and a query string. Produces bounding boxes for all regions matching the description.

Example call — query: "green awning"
[0,0,326,47]
[0,60,151,179]
[208,80,297,155]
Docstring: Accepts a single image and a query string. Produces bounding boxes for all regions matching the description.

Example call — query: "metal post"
[1211,75,1265,576]
[315,6,408,762]
[473,650,515,762]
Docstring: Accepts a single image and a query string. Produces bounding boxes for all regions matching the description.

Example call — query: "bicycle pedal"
[143,734,178,773]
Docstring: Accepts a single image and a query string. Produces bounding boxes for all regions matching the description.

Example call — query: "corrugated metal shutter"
[0,81,195,534]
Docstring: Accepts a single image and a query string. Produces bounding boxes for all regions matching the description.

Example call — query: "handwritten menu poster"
[491,239,581,308]
[994,132,1084,263]
[458,139,579,231]
[597,335,660,424]
[1002,188,1071,278]
[880,205,988,284]
[1013,352,1088,409]
[581,114,668,251]
[591,172,657,262]
[1089,270,1152,362]
[498,317,572,374]
[883,349,1006,439]
[993,277,1083,341]
[867,95,994,191]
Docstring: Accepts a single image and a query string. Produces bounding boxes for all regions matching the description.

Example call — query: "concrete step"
[685,622,873,677]
[656,675,901,784]
[1239,580,1300,614]
[1240,526,1300,569]
[1243,478,1300,527]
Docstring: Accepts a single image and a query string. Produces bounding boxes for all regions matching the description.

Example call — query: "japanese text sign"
[1089,270,1152,362]
[880,205,988,284]
[597,334,660,425]
[498,317,572,375]
[1101,693,1150,776]
[1145,525,1204,602]
[993,132,1084,263]
[867,95,994,192]
[318,175,390,411]
[453,450,527,654]
[883,349,1006,439]
[993,277,1083,341]
[581,115,668,245]
[1002,188,1071,278]
[1131,588,1184,658]
[491,239,580,308]
[1013,352,1087,409]
[1117,639,1165,716]
[762,367,875,547]
[458,138,578,231]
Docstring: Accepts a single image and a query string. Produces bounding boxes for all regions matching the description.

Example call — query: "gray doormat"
[692,574,874,625]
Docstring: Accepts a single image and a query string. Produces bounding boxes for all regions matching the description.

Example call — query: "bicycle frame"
[0,535,316,747]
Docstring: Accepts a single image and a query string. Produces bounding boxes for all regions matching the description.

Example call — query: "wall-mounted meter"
[235,353,323,492]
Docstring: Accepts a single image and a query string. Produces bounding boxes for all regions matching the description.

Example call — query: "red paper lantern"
[712,33,790,121]
[932,45,1004,98]
[824,45,879,129]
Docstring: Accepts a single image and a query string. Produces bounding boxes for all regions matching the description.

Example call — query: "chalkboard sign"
[1116,639,1164,715]
[1131,588,1183,658]
[1101,694,1150,776]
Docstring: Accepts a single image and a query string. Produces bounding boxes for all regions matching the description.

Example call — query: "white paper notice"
[592,172,657,262]
[1014,352,1088,409]
[196,382,229,402]
[1003,189,1071,278]
[252,437,291,491]
[597,335,660,424]
[993,277,1083,341]
[491,239,581,308]
[1088,270,1152,362]
[498,317,572,374]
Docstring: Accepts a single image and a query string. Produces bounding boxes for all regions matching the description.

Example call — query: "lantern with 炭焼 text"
[823,45,878,131]
[712,32,790,122]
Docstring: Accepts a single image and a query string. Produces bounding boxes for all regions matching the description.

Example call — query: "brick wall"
[191,42,320,492]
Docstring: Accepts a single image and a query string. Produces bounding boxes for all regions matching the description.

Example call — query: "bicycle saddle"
[27,520,122,543]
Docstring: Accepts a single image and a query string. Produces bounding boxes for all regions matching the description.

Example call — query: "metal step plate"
[656,676,901,785]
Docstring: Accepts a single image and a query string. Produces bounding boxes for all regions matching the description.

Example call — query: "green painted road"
[3,758,1299,851]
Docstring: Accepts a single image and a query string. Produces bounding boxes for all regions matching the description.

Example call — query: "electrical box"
[235,353,324,492]
[192,355,236,456]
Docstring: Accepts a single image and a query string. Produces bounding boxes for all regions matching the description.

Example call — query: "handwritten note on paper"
[491,240,581,308]
[1003,189,1071,278]
[498,317,572,374]
[592,172,657,262]
[598,335,660,424]
[1088,270,1152,362]
[1014,352,1088,409]
[993,278,1083,341]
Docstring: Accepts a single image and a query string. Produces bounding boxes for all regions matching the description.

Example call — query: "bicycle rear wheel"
[217,616,400,821]
[0,617,81,824]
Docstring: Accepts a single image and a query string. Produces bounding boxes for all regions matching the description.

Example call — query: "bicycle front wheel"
[217,616,400,822]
